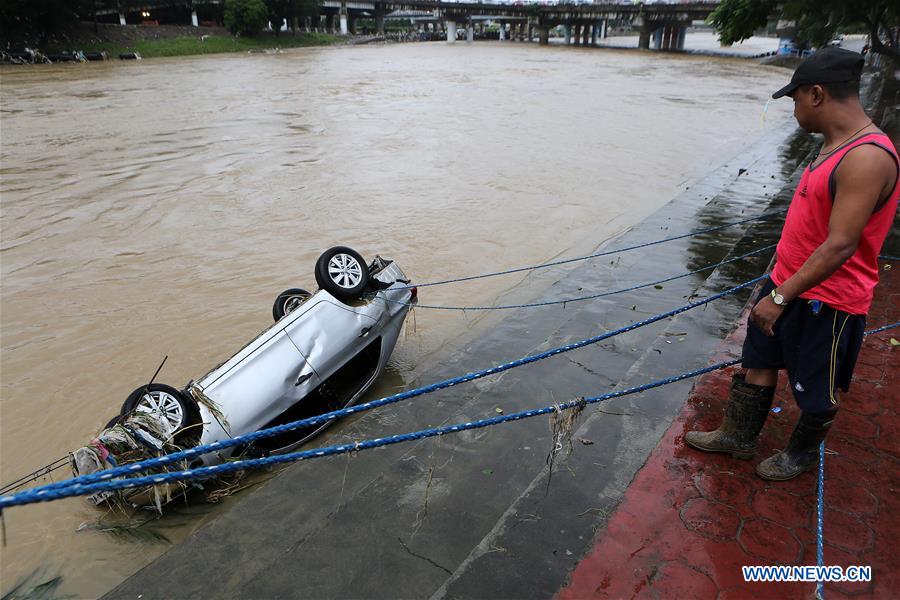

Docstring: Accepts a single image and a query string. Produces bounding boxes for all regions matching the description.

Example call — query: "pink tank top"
[771,132,899,315]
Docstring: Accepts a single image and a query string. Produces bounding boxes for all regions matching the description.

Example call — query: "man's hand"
[750,295,785,336]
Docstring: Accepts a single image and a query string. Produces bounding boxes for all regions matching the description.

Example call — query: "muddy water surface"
[1,42,792,596]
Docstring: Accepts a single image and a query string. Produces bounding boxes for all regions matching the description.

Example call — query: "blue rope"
[864,321,900,335]
[394,211,786,290]
[878,255,899,261]
[1,321,896,508]
[388,244,775,310]
[0,276,768,503]
[816,440,825,600]
[0,358,744,508]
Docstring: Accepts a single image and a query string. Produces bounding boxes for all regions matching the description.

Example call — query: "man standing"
[685,47,899,480]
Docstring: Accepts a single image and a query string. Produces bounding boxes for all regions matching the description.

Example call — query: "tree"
[223,0,268,36]
[293,0,319,23]
[708,0,900,63]
[1,0,82,39]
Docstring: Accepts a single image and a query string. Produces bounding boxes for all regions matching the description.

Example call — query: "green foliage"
[294,0,320,21]
[708,0,900,62]
[224,0,269,36]
[706,0,777,47]
[0,0,82,35]
[42,32,341,57]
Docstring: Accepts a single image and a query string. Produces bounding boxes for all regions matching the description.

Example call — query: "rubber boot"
[684,373,774,460]
[756,410,837,481]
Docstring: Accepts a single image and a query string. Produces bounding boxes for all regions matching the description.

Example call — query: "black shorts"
[741,278,866,413]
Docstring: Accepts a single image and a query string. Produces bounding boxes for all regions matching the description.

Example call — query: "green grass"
[66,32,342,59]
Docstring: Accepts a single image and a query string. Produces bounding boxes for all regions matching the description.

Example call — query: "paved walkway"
[558,261,898,599]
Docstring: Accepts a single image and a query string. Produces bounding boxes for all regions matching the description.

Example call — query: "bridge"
[101,1,720,51]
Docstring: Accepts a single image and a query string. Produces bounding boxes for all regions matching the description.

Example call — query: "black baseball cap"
[772,47,864,99]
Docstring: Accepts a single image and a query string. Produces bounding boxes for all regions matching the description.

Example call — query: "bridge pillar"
[191,10,198,26]
[119,12,126,25]
[499,22,506,41]
[564,24,571,45]
[664,25,674,50]
[466,20,474,43]
[638,30,649,49]
[538,24,549,45]
[602,18,608,39]
[652,26,662,49]
[676,26,686,50]
[339,5,348,35]
[581,23,590,45]
[447,20,457,43]
[375,9,385,35]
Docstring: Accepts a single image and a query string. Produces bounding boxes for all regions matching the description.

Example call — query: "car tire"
[121,383,199,445]
[315,246,370,300]
[273,288,312,321]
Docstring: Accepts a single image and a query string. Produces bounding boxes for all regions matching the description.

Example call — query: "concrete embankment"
[106,119,819,599]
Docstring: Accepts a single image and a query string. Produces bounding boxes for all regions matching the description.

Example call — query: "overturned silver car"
[74,247,416,505]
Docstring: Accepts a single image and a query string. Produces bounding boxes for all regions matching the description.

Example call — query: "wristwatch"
[770,289,789,307]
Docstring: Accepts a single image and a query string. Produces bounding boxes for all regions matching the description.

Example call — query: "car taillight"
[409,287,418,303]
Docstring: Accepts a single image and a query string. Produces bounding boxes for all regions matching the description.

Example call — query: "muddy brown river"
[0,41,793,596]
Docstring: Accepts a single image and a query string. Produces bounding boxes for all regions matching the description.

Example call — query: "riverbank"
[64,32,343,58]
[2,22,342,58]
[6,24,788,62]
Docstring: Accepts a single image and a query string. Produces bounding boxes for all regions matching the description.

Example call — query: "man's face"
[789,85,823,133]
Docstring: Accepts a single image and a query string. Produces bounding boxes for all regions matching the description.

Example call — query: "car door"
[198,328,320,437]
[283,299,379,383]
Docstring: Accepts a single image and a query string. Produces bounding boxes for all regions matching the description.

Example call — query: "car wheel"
[273,288,312,321]
[315,246,370,300]
[122,383,199,444]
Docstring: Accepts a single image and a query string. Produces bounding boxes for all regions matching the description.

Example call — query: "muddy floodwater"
[0,42,793,596]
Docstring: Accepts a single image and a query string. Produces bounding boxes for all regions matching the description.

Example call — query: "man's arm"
[751,144,895,335]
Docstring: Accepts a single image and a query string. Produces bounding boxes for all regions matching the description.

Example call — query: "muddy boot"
[756,410,837,481]
[684,373,774,460]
